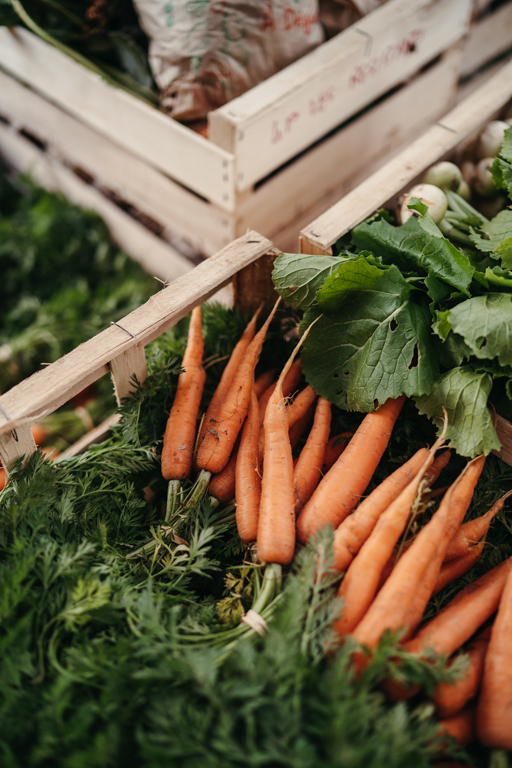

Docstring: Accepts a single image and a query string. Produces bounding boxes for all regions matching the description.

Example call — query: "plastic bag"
[133,1,324,122]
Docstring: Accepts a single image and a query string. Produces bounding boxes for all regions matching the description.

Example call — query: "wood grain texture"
[0,231,272,437]
[110,344,148,406]
[0,425,37,473]
[300,58,512,251]
[461,1,512,79]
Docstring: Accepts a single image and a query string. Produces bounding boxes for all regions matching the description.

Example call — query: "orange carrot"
[196,299,279,474]
[254,370,275,399]
[352,455,486,650]
[258,359,302,427]
[258,384,317,463]
[162,307,206,481]
[257,322,317,565]
[0,468,5,492]
[209,441,239,503]
[477,566,512,749]
[31,423,46,447]
[289,402,316,450]
[334,445,438,638]
[445,490,512,561]
[195,306,261,463]
[433,542,485,596]
[433,627,491,718]
[293,397,331,513]
[332,448,430,572]
[437,704,476,748]
[297,396,406,543]
[405,557,512,660]
[235,387,261,544]
[322,433,351,473]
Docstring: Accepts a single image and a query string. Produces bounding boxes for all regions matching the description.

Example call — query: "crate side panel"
[210,0,472,190]
[461,1,512,79]
[0,27,236,210]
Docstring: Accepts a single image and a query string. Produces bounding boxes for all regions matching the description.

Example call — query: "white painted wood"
[300,58,512,253]
[461,1,512,79]
[0,70,234,256]
[209,0,472,190]
[0,231,273,436]
[0,124,193,283]
[235,47,460,245]
[110,344,148,406]
[0,424,37,473]
[0,27,236,211]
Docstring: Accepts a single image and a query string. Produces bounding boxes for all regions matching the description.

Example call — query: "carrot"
[258,384,317,463]
[433,627,491,718]
[258,359,302,427]
[437,704,476,748]
[289,402,315,450]
[477,566,512,749]
[196,299,280,474]
[254,370,275,399]
[297,396,406,544]
[352,455,486,650]
[293,397,331,513]
[0,468,5,492]
[322,433,351,473]
[209,440,239,503]
[235,387,261,544]
[334,444,438,638]
[195,306,261,465]
[257,321,317,565]
[162,306,206,481]
[30,423,46,447]
[433,541,485,596]
[405,557,512,660]
[332,448,430,572]
[445,490,512,561]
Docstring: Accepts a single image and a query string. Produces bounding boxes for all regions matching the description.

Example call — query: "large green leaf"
[300,260,438,411]
[352,217,474,296]
[445,293,512,367]
[415,367,500,457]
[469,210,512,261]
[272,252,345,310]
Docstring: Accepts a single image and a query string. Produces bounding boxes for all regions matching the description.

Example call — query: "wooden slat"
[0,70,234,256]
[0,424,37,473]
[300,58,512,252]
[0,231,273,436]
[0,27,236,211]
[110,344,147,406]
[0,123,193,282]
[209,0,472,191]
[461,1,512,79]
[495,415,512,466]
[237,46,460,248]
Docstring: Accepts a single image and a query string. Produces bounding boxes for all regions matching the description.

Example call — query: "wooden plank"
[0,27,236,211]
[59,414,122,459]
[0,70,234,256]
[300,58,512,252]
[0,424,37,473]
[209,0,472,191]
[232,248,281,314]
[236,46,460,246]
[457,51,512,104]
[0,124,193,283]
[495,415,512,466]
[110,344,147,406]
[461,1,512,79]
[0,231,273,436]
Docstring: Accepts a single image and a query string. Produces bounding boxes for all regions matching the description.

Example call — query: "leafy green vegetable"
[415,366,500,456]
[443,294,512,367]
[299,260,437,411]
[469,209,512,262]
[352,216,474,296]
[272,252,346,309]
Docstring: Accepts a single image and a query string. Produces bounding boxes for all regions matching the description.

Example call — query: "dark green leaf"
[446,293,512,367]
[272,251,346,309]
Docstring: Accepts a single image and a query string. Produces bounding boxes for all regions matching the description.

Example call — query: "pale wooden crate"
[461,0,512,82]
[299,58,512,464]
[0,0,472,257]
[0,231,276,472]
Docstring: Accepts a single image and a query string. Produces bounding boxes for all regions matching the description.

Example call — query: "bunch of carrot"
[160,303,512,753]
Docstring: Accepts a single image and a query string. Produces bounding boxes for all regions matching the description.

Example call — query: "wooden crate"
[299,58,512,464]
[461,0,512,82]
[0,0,472,257]
[0,231,276,472]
